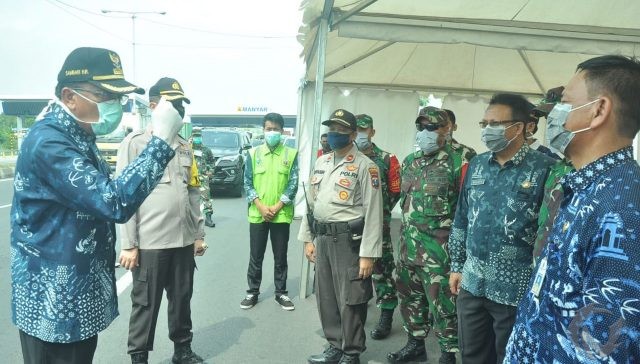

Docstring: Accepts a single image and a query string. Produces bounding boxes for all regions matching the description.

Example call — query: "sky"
[0,0,305,115]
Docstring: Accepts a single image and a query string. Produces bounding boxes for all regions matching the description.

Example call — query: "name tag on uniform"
[471,178,485,186]
[531,257,548,297]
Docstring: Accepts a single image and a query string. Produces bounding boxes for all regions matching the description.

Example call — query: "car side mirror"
[242,144,251,150]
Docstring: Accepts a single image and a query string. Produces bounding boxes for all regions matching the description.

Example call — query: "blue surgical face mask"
[416,129,441,154]
[545,99,599,154]
[193,136,202,145]
[72,90,124,136]
[327,131,352,150]
[264,131,282,147]
[481,123,519,152]
[355,131,371,150]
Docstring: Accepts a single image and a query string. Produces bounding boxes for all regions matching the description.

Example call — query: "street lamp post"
[101,9,166,81]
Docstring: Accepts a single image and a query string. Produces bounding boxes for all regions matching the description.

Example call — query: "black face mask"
[171,100,185,119]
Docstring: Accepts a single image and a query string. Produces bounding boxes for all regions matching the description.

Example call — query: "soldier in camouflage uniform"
[443,109,477,162]
[354,114,401,340]
[388,107,474,364]
[192,127,216,227]
[528,90,573,260]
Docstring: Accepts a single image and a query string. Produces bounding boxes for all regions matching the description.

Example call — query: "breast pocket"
[310,173,324,197]
[159,168,171,184]
[333,178,357,206]
[510,181,537,219]
[180,154,193,184]
[422,170,450,216]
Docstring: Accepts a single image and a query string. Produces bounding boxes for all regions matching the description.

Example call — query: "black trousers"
[128,245,195,354]
[457,288,517,364]
[247,222,290,295]
[20,330,98,364]
[315,232,372,355]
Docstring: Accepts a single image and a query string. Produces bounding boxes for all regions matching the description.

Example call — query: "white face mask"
[416,129,441,154]
[355,131,372,150]
[481,123,519,152]
[545,99,599,154]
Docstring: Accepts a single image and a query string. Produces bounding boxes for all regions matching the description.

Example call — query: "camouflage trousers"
[372,237,398,310]
[396,259,458,352]
[199,175,213,215]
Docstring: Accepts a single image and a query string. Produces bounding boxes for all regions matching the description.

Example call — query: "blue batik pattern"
[449,143,555,306]
[505,146,640,363]
[11,102,175,343]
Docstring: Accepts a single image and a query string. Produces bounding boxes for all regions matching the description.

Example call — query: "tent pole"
[518,50,546,94]
[300,1,332,300]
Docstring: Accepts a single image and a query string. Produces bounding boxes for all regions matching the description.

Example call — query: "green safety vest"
[248,143,297,224]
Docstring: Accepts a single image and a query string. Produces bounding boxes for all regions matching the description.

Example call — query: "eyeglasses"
[478,120,521,129]
[73,88,129,106]
[416,122,447,132]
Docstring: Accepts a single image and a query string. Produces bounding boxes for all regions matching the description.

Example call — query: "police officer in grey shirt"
[299,109,383,364]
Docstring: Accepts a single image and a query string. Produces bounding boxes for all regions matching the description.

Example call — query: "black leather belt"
[314,221,350,235]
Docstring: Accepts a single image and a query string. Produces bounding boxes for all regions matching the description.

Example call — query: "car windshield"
[202,131,239,149]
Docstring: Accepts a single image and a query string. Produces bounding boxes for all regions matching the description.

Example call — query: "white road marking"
[0,204,11,209]
[116,271,133,296]
[0,178,13,182]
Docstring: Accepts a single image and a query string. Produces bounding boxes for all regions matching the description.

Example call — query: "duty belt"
[314,221,350,235]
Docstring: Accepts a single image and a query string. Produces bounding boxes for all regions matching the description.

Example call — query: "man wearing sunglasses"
[10,47,183,364]
[448,94,555,363]
[117,78,206,364]
[387,107,471,364]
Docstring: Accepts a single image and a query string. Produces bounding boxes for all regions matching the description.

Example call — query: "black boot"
[371,308,394,340]
[205,213,215,227]
[308,346,343,364]
[130,352,148,364]
[439,351,456,364]
[387,334,427,363]
[172,343,204,364]
[339,353,360,364]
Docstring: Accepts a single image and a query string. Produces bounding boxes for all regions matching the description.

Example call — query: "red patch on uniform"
[369,167,380,189]
[388,155,401,193]
[338,178,351,188]
[339,190,349,200]
[346,165,357,171]
[345,155,354,162]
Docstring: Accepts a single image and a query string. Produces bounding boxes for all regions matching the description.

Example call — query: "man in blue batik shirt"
[505,56,640,363]
[448,94,555,364]
[10,47,184,364]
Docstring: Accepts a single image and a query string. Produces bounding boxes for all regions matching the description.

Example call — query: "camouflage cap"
[532,86,564,118]
[415,106,448,130]
[355,114,373,128]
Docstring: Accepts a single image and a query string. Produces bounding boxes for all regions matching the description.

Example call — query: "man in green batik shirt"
[354,114,401,340]
[191,127,216,227]
[388,107,473,364]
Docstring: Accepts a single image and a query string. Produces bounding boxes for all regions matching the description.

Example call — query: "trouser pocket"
[345,266,373,305]
[131,267,149,307]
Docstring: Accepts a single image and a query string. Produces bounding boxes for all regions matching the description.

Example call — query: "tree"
[0,114,36,153]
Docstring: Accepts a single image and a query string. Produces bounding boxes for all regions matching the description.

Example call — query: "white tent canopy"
[300,0,640,94]
[295,0,640,179]
[294,0,640,296]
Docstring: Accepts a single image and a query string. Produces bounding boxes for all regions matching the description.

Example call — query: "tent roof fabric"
[298,0,640,96]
